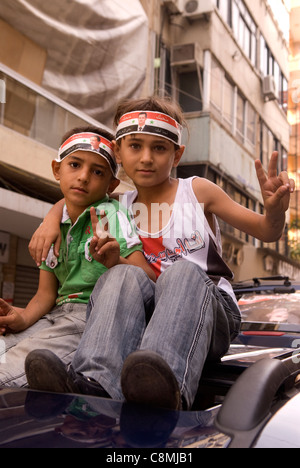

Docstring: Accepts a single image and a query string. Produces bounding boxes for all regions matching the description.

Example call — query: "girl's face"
[114,134,184,189]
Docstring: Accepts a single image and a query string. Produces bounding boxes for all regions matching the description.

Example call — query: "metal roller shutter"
[14,265,39,308]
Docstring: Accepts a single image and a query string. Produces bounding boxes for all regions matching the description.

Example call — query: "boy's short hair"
[114,96,187,149]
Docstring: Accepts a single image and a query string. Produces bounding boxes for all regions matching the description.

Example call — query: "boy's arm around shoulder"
[29,199,64,266]
[0,270,58,334]
[192,154,294,243]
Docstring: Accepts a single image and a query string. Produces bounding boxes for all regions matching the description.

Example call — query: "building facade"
[141,0,300,280]
[288,0,300,263]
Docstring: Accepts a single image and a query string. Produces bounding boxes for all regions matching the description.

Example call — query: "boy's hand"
[29,223,61,267]
[0,299,26,334]
[89,207,121,269]
[255,152,295,216]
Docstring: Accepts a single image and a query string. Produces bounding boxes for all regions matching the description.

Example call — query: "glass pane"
[223,77,234,125]
[210,60,223,110]
[178,71,202,113]
[236,94,245,137]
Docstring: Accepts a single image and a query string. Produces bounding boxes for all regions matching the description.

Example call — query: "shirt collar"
[61,196,110,224]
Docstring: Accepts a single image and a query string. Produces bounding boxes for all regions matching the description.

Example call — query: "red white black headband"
[56,132,118,177]
[116,111,183,146]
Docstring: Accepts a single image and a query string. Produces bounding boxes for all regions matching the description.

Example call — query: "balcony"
[0,63,111,206]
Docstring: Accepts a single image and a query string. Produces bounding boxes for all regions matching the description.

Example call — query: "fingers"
[0,298,12,316]
[255,154,295,194]
[255,152,279,183]
[96,239,120,258]
[90,207,99,236]
[90,233,114,255]
[278,171,295,193]
[290,177,296,193]
[255,159,267,189]
[90,207,110,239]
[267,151,279,179]
[29,232,61,267]
[53,234,62,258]
[0,299,12,333]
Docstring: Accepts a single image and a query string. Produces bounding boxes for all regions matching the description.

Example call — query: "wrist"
[265,210,285,228]
[118,257,129,265]
[263,212,285,241]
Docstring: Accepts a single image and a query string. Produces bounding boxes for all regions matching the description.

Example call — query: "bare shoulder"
[191,177,221,204]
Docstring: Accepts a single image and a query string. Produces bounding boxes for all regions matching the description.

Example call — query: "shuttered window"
[14,265,39,308]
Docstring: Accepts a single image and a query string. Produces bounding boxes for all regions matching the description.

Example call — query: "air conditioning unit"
[171,43,202,71]
[183,0,214,20]
[233,248,244,266]
[222,242,235,264]
[262,75,278,101]
[162,0,183,14]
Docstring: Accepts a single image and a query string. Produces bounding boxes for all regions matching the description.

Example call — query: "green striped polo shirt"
[40,196,142,305]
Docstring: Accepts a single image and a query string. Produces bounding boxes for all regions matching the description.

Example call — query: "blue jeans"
[72,262,241,408]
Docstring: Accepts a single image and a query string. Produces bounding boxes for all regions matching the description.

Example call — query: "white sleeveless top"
[120,177,237,304]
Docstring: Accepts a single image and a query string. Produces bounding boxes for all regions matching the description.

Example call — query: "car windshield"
[238,293,300,324]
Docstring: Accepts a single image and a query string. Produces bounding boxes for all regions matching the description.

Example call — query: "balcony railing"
[0,63,110,151]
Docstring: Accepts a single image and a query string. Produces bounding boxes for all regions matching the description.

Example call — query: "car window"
[238,293,300,324]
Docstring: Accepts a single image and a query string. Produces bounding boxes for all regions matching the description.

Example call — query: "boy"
[0,126,154,389]
[26,97,294,410]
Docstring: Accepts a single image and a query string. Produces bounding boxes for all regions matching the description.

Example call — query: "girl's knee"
[160,261,205,279]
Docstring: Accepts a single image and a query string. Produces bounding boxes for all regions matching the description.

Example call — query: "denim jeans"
[72,262,241,409]
[0,303,87,387]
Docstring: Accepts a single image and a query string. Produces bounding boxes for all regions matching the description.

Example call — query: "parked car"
[0,276,300,449]
[233,275,300,349]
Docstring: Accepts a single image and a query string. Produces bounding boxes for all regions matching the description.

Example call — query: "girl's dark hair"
[60,126,115,146]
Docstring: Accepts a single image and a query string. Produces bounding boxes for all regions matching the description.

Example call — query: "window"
[178,70,203,113]
[260,35,288,113]
[236,93,245,143]
[260,122,275,169]
[210,58,234,130]
[233,0,257,66]
[216,0,257,66]
[217,0,231,25]
[279,74,288,114]
[223,77,234,130]
[260,35,268,76]
[210,59,223,111]
[246,102,257,146]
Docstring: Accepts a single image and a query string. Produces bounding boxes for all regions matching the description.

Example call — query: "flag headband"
[56,132,118,177]
[116,111,183,146]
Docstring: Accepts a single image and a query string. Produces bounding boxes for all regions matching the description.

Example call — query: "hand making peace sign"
[89,206,121,269]
[255,152,295,216]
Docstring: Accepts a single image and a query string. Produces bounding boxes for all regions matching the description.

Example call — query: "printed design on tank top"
[141,230,205,278]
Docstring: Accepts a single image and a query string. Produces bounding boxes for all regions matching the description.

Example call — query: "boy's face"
[52,151,119,211]
[114,134,184,189]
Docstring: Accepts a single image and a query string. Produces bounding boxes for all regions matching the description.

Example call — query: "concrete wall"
[0,124,56,182]
[0,18,47,85]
